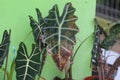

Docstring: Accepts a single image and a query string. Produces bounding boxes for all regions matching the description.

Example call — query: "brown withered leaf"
[43,2,79,71]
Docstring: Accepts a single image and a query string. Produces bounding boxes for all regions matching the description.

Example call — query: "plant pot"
[84,75,113,80]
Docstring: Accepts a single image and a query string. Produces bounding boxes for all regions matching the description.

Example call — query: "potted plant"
[84,21,120,80]
[84,19,113,80]
[16,2,94,80]
[13,2,79,80]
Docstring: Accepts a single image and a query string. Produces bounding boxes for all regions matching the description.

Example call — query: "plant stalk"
[68,34,93,80]
[65,72,69,80]
[3,54,8,80]
[97,47,105,80]
[71,34,93,61]
[69,63,72,80]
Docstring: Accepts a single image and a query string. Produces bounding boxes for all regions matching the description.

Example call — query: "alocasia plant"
[15,2,79,80]
[43,2,79,71]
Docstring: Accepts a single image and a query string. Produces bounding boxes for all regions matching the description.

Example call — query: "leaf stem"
[71,34,93,61]
[1,67,10,80]
[68,63,72,80]
[68,34,93,80]
[23,30,33,42]
[3,54,8,80]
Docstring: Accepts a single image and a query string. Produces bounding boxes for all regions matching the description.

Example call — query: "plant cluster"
[0,2,81,80]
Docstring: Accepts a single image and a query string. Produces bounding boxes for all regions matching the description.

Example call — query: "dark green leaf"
[15,42,40,80]
[0,30,10,67]
[109,23,120,35]
[102,34,116,50]
[29,8,45,44]
[43,2,79,71]
[102,23,120,50]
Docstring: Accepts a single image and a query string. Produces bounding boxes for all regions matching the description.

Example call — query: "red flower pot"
[84,76,113,80]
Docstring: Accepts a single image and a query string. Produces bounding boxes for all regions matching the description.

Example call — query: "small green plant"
[0,30,13,80]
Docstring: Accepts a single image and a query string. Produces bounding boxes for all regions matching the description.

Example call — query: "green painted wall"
[0,0,96,80]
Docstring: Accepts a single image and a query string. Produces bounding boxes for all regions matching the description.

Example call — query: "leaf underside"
[15,42,40,80]
[0,30,10,67]
[43,2,79,71]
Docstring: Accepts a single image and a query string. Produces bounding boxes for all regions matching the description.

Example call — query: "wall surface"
[0,0,96,80]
